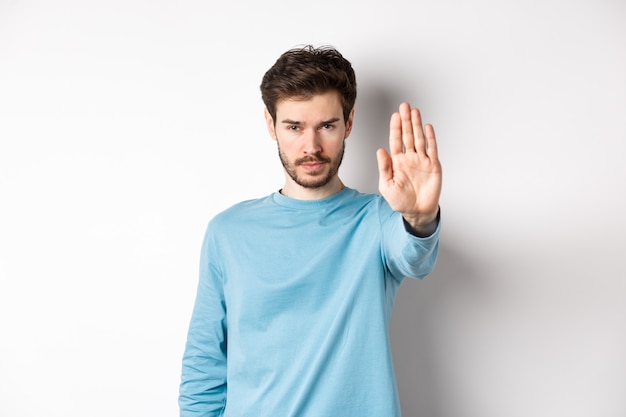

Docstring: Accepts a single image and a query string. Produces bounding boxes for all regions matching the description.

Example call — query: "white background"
[1,1,625,416]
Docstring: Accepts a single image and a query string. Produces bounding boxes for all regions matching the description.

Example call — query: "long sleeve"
[179,224,227,417]
[379,201,440,282]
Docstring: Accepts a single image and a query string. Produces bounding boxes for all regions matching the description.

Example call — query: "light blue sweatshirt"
[179,187,440,417]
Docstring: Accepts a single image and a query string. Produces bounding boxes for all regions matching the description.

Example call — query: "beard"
[278,141,345,189]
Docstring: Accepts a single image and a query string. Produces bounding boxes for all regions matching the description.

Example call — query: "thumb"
[376,148,393,183]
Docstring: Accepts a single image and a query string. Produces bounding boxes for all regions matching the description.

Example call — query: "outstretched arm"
[376,102,442,237]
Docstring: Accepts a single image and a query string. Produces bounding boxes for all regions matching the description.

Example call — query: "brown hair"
[260,45,357,123]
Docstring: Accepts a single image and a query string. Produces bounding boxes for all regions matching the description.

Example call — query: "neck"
[280,177,345,200]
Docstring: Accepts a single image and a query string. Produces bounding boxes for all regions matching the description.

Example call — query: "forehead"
[275,91,343,121]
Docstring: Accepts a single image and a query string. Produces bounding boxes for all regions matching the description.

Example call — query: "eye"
[287,125,301,131]
[321,123,334,130]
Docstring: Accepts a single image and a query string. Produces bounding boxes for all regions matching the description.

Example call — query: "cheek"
[276,139,298,155]
[325,135,346,151]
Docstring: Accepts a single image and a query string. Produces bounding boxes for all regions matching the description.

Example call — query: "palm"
[376,103,442,226]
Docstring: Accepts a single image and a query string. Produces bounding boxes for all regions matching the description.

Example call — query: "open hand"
[376,102,442,233]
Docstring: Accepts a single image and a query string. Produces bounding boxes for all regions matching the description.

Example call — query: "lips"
[295,156,330,174]
[296,157,329,166]
[299,161,325,171]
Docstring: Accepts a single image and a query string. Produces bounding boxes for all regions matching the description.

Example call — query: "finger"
[400,103,416,153]
[376,148,393,183]
[424,123,439,160]
[389,111,403,155]
[411,107,427,157]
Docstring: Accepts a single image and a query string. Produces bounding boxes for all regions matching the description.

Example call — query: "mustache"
[295,155,331,165]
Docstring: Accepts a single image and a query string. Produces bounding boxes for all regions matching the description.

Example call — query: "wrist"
[402,208,440,237]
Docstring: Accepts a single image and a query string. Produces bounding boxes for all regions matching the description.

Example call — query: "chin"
[297,175,334,189]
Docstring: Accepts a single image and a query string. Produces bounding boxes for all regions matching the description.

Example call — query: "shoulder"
[342,188,394,217]
[209,194,275,229]
[338,187,381,206]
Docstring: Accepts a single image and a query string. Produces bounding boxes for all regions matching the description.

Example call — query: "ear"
[344,107,355,139]
[264,108,277,140]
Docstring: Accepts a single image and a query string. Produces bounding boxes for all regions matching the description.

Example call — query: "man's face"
[265,91,354,191]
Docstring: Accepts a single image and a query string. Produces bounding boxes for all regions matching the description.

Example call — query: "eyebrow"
[280,117,341,126]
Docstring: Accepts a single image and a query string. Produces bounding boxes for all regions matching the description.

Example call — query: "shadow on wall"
[389,243,482,417]
[343,82,400,194]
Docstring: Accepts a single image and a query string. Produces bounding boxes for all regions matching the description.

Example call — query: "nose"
[302,129,322,154]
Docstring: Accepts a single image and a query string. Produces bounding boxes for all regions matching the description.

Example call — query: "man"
[179,45,442,417]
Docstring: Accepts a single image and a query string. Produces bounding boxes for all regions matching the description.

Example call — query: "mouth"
[294,155,331,174]
[299,161,326,172]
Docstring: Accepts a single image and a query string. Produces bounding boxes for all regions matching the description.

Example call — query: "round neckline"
[272,187,354,209]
